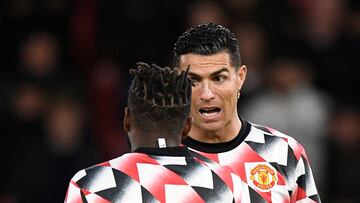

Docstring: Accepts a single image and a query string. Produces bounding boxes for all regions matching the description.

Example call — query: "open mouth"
[199,107,221,116]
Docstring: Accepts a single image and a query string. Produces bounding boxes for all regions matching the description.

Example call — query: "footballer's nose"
[200,82,215,101]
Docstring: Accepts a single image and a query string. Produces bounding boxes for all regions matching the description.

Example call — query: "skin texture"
[179,51,247,143]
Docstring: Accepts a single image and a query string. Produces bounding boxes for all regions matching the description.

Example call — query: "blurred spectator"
[8,94,100,202]
[0,80,47,201]
[45,94,88,156]
[17,31,72,90]
[0,82,46,150]
[300,0,346,50]
[233,22,268,102]
[327,106,360,202]
[241,57,332,194]
[0,30,78,145]
[296,0,359,106]
[186,0,229,27]
[21,32,59,77]
[0,27,89,203]
[21,33,59,74]
[0,0,73,74]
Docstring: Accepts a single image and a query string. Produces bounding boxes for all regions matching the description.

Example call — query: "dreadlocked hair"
[127,62,192,135]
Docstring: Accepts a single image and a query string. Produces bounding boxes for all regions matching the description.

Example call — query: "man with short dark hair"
[174,23,321,202]
[65,62,241,202]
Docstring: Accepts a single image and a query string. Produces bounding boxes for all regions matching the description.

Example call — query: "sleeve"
[291,147,321,203]
[64,170,87,203]
[64,180,84,203]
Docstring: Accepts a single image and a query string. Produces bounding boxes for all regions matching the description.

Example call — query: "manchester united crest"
[248,163,278,192]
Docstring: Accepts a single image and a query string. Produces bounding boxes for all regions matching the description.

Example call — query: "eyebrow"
[188,67,230,78]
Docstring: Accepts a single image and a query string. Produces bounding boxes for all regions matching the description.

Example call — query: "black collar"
[182,118,251,153]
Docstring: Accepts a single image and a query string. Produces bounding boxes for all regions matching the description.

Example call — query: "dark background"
[0,0,359,202]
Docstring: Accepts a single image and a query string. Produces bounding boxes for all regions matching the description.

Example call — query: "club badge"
[249,163,278,192]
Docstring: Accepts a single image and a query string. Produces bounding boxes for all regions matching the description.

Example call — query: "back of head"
[173,23,241,69]
[128,62,192,136]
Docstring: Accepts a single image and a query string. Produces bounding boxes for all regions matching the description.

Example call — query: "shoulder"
[247,121,306,157]
[65,153,160,202]
[69,152,153,185]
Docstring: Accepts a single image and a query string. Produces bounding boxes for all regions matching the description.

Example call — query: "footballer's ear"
[182,116,193,139]
[237,65,247,90]
[123,107,131,132]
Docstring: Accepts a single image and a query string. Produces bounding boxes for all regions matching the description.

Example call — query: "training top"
[183,119,321,203]
[65,147,243,203]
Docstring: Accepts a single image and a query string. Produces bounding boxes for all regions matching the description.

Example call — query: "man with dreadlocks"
[64,62,242,203]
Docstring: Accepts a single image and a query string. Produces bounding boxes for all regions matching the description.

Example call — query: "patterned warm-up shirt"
[65,147,243,203]
[183,118,321,203]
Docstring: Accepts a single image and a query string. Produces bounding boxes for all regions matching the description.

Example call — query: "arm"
[64,180,84,203]
[64,170,86,203]
[292,148,321,203]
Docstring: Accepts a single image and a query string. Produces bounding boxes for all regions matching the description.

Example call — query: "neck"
[189,115,242,143]
[129,129,182,151]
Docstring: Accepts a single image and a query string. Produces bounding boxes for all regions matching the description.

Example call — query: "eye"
[189,76,200,86]
[213,75,226,83]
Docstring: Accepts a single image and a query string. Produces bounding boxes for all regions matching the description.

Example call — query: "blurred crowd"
[0,0,359,202]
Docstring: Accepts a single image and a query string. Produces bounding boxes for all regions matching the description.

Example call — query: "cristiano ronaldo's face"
[179,51,247,136]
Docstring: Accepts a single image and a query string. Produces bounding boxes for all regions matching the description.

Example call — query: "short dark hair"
[128,62,192,136]
[174,23,241,69]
